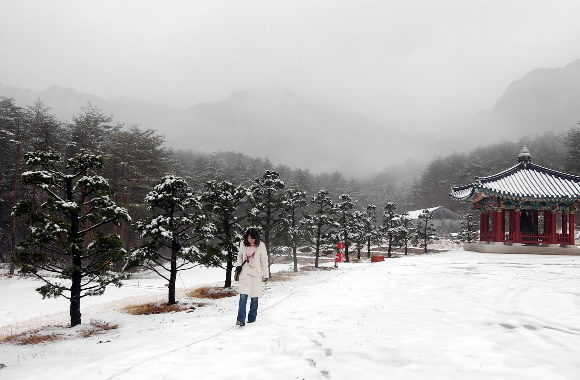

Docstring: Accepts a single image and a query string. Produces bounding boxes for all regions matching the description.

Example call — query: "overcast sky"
[1,0,580,127]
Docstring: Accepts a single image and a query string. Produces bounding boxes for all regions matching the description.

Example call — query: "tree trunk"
[168,245,177,305]
[265,199,272,271]
[225,249,234,288]
[292,246,298,272]
[224,219,233,288]
[9,138,21,276]
[70,265,82,327]
[367,237,371,258]
[291,212,298,272]
[314,227,321,268]
[344,233,350,263]
[68,176,82,327]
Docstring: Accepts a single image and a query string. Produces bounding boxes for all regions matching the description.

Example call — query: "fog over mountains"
[2,58,580,178]
[490,59,580,137]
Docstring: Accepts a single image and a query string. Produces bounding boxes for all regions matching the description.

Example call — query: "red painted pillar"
[494,209,504,242]
[562,212,569,243]
[513,209,521,243]
[568,212,575,245]
[479,212,485,241]
[549,211,557,244]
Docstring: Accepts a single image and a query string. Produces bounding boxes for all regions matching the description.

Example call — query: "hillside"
[487,59,580,140]
[3,58,580,178]
[0,85,419,178]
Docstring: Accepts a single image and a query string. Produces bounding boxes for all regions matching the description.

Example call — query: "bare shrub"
[187,286,236,299]
[80,320,119,338]
[268,270,299,282]
[1,329,63,345]
[0,319,118,345]
[300,266,335,271]
[122,302,186,315]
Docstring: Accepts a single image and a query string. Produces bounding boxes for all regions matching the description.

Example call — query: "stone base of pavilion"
[464,242,580,255]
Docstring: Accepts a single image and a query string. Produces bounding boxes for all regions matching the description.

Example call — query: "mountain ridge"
[3,58,580,177]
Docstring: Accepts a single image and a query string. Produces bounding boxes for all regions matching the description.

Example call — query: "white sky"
[1,0,580,125]
[1,249,579,379]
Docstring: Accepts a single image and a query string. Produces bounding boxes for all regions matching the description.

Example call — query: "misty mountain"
[3,57,580,178]
[0,83,176,132]
[169,89,421,177]
[474,59,580,142]
[0,84,419,178]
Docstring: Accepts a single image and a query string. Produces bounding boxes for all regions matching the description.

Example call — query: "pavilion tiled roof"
[449,146,580,202]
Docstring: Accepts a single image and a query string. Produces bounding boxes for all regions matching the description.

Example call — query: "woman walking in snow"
[235,228,269,326]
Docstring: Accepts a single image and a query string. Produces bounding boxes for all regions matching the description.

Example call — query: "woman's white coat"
[235,241,269,297]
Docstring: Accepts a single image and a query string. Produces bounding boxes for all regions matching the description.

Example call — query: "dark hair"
[243,228,261,247]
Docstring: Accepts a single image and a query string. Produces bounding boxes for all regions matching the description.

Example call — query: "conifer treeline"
[2,96,578,261]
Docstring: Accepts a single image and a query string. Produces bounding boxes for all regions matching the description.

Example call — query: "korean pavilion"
[449,146,580,254]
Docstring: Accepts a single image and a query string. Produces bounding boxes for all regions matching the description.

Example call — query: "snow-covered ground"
[1,249,579,380]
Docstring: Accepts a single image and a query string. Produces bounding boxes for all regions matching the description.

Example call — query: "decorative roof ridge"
[526,162,580,181]
[475,163,521,183]
[477,161,580,183]
[450,183,474,192]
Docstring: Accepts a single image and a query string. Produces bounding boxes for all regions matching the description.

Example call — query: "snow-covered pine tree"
[303,189,337,268]
[0,97,26,274]
[131,175,218,305]
[104,126,171,246]
[362,204,379,258]
[201,180,250,288]
[280,187,310,272]
[415,209,436,254]
[336,194,354,262]
[247,170,285,269]
[26,99,64,152]
[458,213,479,243]
[381,202,400,258]
[564,123,580,175]
[65,103,118,157]
[12,150,131,327]
[349,210,366,259]
[398,212,414,255]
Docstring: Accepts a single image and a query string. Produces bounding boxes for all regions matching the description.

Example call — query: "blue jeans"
[237,294,259,323]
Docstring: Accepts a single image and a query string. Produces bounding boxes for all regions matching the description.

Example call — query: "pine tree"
[280,187,310,272]
[131,175,218,305]
[415,209,436,254]
[12,150,131,327]
[336,194,355,262]
[381,202,401,258]
[304,189,337,268]
[564,123,580,176]
[26,99,64,152]
[65,103,118,157]
[104,126,171,247]
[398,212,414,255]
[201,180,250,288]
[0,97,27,273]
[362,204,379,258]
[247,170,285,269]
[350,210,366,259]
[458,213,479,243]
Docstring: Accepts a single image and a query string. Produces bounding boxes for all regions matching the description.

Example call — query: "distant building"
[404,206,461,238]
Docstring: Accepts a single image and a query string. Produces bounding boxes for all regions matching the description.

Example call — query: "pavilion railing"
[485,232,570,244]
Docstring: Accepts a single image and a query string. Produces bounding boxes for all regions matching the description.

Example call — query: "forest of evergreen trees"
[2,96,580,266]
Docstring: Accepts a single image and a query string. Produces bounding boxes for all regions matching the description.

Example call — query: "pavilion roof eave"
[449,185,579,205]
